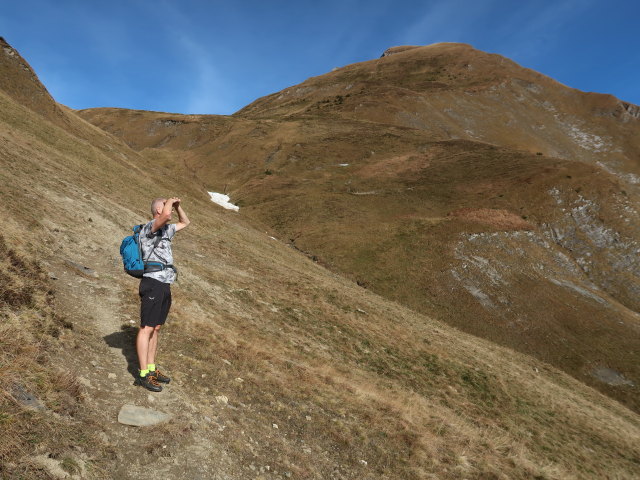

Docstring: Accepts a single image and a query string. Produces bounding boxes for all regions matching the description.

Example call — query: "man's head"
[151,197,168,218]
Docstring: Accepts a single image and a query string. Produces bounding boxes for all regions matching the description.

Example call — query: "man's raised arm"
[175,200,191,232]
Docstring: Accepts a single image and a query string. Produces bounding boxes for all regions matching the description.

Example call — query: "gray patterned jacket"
[140,220,177,284]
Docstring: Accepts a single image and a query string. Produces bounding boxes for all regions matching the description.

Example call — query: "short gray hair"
[151,198,166,216]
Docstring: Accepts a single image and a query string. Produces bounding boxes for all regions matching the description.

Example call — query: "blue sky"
[1,1,638,115]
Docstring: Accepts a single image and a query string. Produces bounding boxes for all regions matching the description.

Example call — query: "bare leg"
[136,326,155,371]
[147,325,161,366]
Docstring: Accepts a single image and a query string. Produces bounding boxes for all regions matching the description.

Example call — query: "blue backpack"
[119,224,162,278]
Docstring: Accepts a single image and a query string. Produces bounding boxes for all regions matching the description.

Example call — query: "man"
[134,197,190,392]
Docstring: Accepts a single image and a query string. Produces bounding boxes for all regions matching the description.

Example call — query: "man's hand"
[151,196,190,233]
[152,197,177,233]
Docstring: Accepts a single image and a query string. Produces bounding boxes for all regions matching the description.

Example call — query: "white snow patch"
[208,192,239,211]
[339,163,350,167]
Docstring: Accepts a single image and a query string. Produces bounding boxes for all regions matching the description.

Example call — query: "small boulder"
[117,404,171,426]
[12,384,46,411]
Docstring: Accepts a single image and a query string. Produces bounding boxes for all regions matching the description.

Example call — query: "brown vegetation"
[448,208,533,230]
[80,111,640,413]
[1,39,639,478]
[0,234,104,478]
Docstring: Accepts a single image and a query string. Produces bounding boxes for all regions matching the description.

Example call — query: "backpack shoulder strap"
[144,229,164,263]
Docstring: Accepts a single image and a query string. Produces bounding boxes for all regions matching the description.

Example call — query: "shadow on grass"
[103,326,139,379]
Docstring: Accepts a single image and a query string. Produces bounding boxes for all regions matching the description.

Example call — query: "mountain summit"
[237,42,639,170]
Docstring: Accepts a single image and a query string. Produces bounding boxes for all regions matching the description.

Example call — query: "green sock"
[140,369,149,377]
[147,363,156,372]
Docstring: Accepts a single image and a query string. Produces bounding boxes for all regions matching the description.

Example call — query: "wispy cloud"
[153,1,236,114]
[176,34,235,114]
[74,4,134,67]
[399,0,497,46]
[494,0,596,62]
[396,0,596,63]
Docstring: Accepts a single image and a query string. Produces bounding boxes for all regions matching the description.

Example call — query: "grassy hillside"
[79,106,640,412]
[2,40,640,479]
[236,43,640,175]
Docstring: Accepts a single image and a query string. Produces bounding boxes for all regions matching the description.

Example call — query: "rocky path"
[47,253,235,479]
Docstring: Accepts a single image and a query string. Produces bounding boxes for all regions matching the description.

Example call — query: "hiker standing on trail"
[135,197,190,392]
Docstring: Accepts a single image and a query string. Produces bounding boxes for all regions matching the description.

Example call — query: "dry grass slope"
[80,109,640,413]
[1,40,640,479]
[0,233,107,478]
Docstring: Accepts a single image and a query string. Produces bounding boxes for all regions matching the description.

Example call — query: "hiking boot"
[134,373,163,392]
[149,368,171,384]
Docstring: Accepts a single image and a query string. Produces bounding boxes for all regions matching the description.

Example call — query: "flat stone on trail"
[118,404,171,426]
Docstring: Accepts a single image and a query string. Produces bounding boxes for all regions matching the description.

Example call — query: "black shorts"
[139,277,172,328]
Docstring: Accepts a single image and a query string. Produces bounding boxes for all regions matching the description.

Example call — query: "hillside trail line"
[49,244,223,479]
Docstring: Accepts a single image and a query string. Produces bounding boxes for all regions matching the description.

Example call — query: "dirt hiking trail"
[48,250,239,479]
